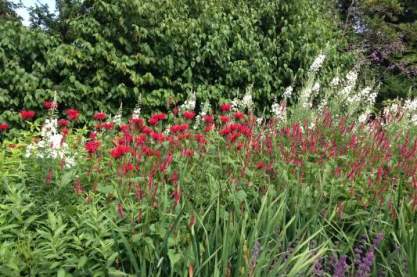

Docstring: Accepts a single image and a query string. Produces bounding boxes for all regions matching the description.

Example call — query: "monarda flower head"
[148,113,167,126]
[170,124,189,134]
[85,140,101,154]
[20,110,36,121]
[110,145,131,159]
[220,103,232,113]
[58,119,69,127]
[93,112,107,121]
[202,114,214,124]
[183,111,196,120]
[101,122,114,130]
[43,100,58,110]
[0,122,9,132]
[234,111,245,120]
[65,108,80,121]
[220,115,230,124]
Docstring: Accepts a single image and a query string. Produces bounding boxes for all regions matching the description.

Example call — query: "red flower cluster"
[66,108,80,121]
[148,113,167,126]
[0,122,9,132]
[183,111,196,120]
[170,124,189,134]
[85,140,101,154]
[110,145,131,159]
[20,110,36,121]
[220,103,232,113]
[43,100,57,110]
[58,119,69,127]
[93,112,107,121]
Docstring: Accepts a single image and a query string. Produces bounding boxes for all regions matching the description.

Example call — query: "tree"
[341,0,417,99]
[0,0,21,21]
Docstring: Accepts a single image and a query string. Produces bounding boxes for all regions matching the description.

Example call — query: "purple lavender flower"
[357,248,374,277]
[333,255,348,277]
[313,257,324,276]
[356,233,384,277]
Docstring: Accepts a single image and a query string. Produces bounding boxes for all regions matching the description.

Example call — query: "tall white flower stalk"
[132,94,142,119]
[194,99,211,129]
[25,94,75,168]
[271,98,287,123]
[112,103,123,125]
[242,85,254,112]
[180,91,196,112]
[309,53,326,73]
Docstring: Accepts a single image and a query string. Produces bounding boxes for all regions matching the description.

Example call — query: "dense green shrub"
[0,0,354,126]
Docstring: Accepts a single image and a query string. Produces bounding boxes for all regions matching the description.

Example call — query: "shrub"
[0,0,354,127]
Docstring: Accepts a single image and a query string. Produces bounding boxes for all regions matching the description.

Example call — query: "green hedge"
[0,0,353,125]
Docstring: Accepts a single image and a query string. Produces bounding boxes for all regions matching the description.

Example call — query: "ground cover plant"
[2,59,417,276]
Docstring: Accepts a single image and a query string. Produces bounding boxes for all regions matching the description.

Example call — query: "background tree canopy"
[340,0,417,101]
[0,0,353,125]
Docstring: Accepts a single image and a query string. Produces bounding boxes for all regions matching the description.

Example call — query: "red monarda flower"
[65,108,80,121]
[58,119,69,127]
[101,122,114,130]
[219,115,230,124]
[150,131,165,143]
[195,134,206,145]
[85,140,101,154]
[220,103,232,113]
[110,145,131,159]
[20,110,36,120]
[135,134,147,146]
[170,124,189,134]
[202,114,214,124]
[183,111,196,120]
[43,100,57,110]
[119,123,130,133]
[234,111,244,120]
[93,112,107,121]
[0,122,9,132]
[148,113,167,126]
[122,163,134,174]
[129,117,144,128]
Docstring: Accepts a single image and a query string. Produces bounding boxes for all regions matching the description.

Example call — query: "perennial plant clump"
[1,64,417,276]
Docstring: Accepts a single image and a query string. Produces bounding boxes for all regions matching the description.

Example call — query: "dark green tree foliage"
[341,0,417,99]
[0,0,20,20]
[0,0,353,124]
